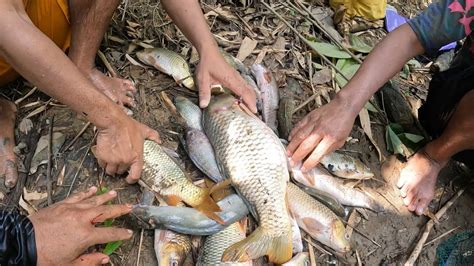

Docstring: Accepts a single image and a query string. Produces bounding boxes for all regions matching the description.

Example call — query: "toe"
[122,97,136,108]
[397,170,408,189]
[408,197,418,212]
[122,79,137,93]
[400,184,409,198]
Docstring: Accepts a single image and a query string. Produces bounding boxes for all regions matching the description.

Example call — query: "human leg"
[0,98,18,188]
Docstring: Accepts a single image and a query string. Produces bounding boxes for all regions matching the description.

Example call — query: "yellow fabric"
[0,0,71,86]
[330,0,386,21]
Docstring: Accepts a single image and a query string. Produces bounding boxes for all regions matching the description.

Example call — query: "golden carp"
[137,48,195,89]
[154,228,192,265]
[287,183,350,253]
[282,252,310,266]
[174,96,202,131]
[203,94,293,264]
[251,64,279,133]
[197,221,252,265]
[320,152,374,180]
[141,140,223,223]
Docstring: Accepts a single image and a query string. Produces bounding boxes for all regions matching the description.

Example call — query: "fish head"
[159,243,187,266]
[207,94,239,114]
[331,220,351,253]
[136,48,157,66]
[174,95,191,109]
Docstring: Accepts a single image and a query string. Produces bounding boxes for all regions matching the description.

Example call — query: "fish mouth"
[207,94,238,113]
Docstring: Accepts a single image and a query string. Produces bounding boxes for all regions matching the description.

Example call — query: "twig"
[423,226,459,247]
[121,0,129,21]
[66,134,97,197]
[97,50,118,78]
[304,237,331,255]
[46,116,54,206]
[63,122,91,151]
[307,238,317,266]
[356,250,362,266]
[136,229,144,266]
[341,219,381,247]
[261,1,350,81]
[15,87,37,105]
[404,189,465,265]
[292,93,319,114]
[376,190,402,214]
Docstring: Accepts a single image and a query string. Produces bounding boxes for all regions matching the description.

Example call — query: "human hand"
[95,114,161,183]
[195,50,257,113]
[286,97,358,172]
[29,187,133,265]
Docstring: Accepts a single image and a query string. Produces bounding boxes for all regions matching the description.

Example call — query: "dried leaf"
[308,41,352,59]
[236,37,258,61]
[294,50,306,69]
[30,132,66,174]
[312,68,332,85]
[25,105,47,119]
[23,188,47,201]
[125,54,145,67]
[57,165,66,186]
[19,118,34,134]
[273,37,287,62]
[19,197,37,215]
[359,107,383,161]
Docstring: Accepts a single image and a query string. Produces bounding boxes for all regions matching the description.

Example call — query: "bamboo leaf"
[349,34,373,53]
[103,240,123,255]
[386,125,405,155]
[308,41,352,59]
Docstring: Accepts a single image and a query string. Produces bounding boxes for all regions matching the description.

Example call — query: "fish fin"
[302,217,325,235]
[194,192,225,224]
[210,179,232,194]
[222,226,293,264]
[164,195,183,206]
[238,217,248,234]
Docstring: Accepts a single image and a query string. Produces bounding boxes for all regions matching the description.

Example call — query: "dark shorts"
[418,52,474,167]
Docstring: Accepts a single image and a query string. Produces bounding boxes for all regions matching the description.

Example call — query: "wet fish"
[174,96,203,131]
[287,183,350,253]
[278,97,295,140]
[132,194,249,235]
[293,180,347,217]
[241,74,262,112]
[292,164,383,212]
[282,252,310,266]
[154,228,192,265]
[221,49,248,74]
[186,129,224,183]
[250,64,279,133]
[137,48,195,89]
[197,221,252,265]
[320,152,374,180]
[291,217,303,254]
[203,94,293,264]
[141,140,223,223]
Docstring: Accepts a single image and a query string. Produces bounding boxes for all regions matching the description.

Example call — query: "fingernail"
[127,229,133,235]
[289,159,294,167]
[126,203,133,208]
[101,257,109,264]
[108,190,117,196]
[301,166,307,173]
[90,186,97,192]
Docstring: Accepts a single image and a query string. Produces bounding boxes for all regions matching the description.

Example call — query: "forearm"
[425,90,474,163]
[336,24,425,114]
[0,10,124,129]
[161,0,218,55]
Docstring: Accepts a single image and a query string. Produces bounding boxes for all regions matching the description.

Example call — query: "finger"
[289,117,310,141]
[73,253,109,266]
[116,163,129,175]
[223,73,257,113]
[4,158,18,188]
[81,190,117,207]
[144,127,161,144]
[105,163,118,177]
[125,160,143,184]
[301,138,333,172]
[63,186,98,204]
[290,132,322,165]
[198,75,211,108]
[91,227,133,245]
[286,122,314,156]
[88,204,132,223]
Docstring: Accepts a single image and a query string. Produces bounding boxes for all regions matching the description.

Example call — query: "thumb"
[126,159,144,184]
[144,126,161,144]
[198,75,211,109]
[73,253,109,266]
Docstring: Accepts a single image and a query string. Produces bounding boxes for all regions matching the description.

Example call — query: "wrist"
[196,38,219,59]
[86,101,127,130]
[334,90,362,119]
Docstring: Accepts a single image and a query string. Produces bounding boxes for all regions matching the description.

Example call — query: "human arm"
[0,2,160,183]
[161,0,257,112]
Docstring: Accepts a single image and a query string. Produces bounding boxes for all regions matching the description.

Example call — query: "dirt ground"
[1,0,473,265]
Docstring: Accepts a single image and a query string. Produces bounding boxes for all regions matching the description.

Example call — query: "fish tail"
[194,192,225,224]
[222,226,293,264]
[367,199,385,213]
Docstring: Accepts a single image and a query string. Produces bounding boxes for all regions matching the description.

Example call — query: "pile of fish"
[133,47,383,265]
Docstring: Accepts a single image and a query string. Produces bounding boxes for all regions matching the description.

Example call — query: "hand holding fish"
[287,96,357,172]
[29,187,133,265]
[196,50,257,113]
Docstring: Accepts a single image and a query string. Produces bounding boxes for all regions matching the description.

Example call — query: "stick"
[292,93,319,114]
[97,50,118,78]
[46,116,54,206]
[423,226,459,247]
[15,87,37,105]
[63,122,91,151]
[404,189,465,266]
[261,1,350,82]
[66,134,97,197]
[341,219,381,247]
[136,229,144,266]
[307,238,317,266]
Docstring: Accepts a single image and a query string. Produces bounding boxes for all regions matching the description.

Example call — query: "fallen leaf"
[359,107,383,161]
[312,68,332,85]
[125,54,145,67]
[308,41,352,59]
[335,59,361,87]
[350,34,373,53]
[236,37,258,61]
[23,188,47,201]
[19,197,37,215]
[273,37,287,62]
[30,132,66,174]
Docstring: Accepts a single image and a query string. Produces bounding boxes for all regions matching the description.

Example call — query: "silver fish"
[154,228,192,266]
[251,64,279,133]
[241,73,262,112]
[291,217,303,254]
[186,129,224,183]
[203,94,292,264]
[174,96,203,131]
[320,152,374,180]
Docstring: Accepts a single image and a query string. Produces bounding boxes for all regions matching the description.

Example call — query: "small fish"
[320,152,374,180]
[174,96,203,131]
[186,129,225,183]
[278,97,295,140]
[137,48,195,89]
[221,49,248,74]
[287,183,351,253]
[251,64,279,133]
[197,220,252,265]
[292,164,383,212]
[203,94,293,264]
[293,180,347,217]
[241,74,262,112]
[141,140,223,223]
[154,228,192,266]
[282,252,310,266]
[132,194,249,235]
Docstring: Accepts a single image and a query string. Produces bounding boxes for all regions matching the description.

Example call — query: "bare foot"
[87,69,137,108]
[396,150,446,215]
[0,99,18,188]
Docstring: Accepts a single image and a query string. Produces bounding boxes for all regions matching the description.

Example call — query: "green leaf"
[386,125,404,155]
[389,123,404,134]
[335,59,361,87]
[407,59,422,68]
[349,34,373,53]
[400,133,424,143]
[365,101,378,113]
[103,240,123,255]
[312,62,324,70]
[308,41,352,59]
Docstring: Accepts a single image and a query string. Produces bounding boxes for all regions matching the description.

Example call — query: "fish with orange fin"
[203,94,293,264]
[141,140,223,224]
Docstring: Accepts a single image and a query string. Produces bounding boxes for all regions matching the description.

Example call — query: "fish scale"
[203,94,292,264]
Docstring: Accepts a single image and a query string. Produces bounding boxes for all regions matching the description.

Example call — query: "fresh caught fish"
[282,252,310,266]
[203,94,293,264]
[197,221,252,266]
[174,96,203,131]
[241,74,262,112]
[221,49,248,74]
[292,164,383,212]
[141,140,223,223]
[132,194,249,235]
[290,217,303,254]
[278,97,295,140]
[137,48,195,89]
[287,183,350,253]
[251,64,279,133]
[320,152,374,180]
[293,181,347,217]
[186,129,224,183]
[154,228,192,265]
